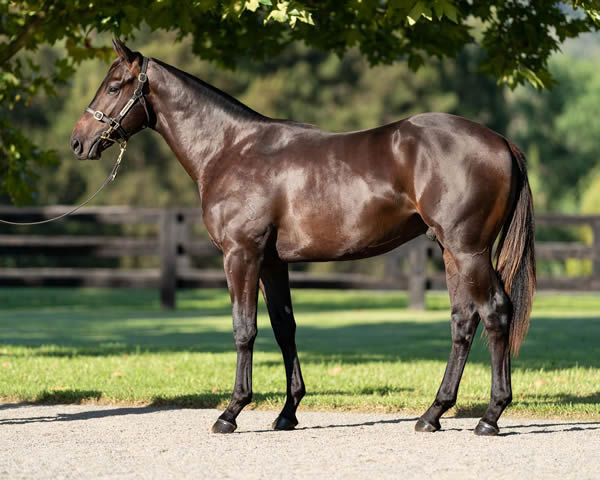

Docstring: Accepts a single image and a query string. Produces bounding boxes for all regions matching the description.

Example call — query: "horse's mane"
[152,58,266,121]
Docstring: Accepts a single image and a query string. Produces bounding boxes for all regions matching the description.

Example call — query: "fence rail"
[0,206,598,309]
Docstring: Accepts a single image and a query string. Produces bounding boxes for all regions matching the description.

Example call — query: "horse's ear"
[112,38,137,64]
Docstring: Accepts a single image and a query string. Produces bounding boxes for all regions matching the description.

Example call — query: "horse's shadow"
[1,402,599,437]
[498,421,600,436]
[0,403,175,425]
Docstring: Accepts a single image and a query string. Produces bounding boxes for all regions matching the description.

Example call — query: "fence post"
[175,210,191,272]
[408,237,426,310]
[160,209,177,310]
[593,220,600,283]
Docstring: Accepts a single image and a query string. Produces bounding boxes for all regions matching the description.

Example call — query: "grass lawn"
[0,288,599,419]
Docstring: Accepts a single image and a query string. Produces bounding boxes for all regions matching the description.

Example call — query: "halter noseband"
[85,56,151,143]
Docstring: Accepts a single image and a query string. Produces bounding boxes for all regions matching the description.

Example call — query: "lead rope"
[0,139,126,226]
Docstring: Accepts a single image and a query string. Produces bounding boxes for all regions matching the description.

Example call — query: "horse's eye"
[108,86,120,95]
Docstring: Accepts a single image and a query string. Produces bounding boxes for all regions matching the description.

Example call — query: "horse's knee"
[233,324,257,350]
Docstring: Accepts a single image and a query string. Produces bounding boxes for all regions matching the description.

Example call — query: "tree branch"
[0,11,46,66]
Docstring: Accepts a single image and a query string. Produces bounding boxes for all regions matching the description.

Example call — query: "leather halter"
[85,56,151,142]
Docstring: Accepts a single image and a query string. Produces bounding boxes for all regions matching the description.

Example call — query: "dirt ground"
[1,404,599,479]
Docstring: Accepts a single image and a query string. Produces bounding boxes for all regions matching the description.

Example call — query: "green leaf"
[265,1,290,24]
[266,9,288,23]
[407,1,432,26]
[245,0,260,12]
[1,73,19,86]
[433,0,459,23]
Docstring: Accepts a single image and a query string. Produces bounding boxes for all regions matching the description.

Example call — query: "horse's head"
[70,38,151,160]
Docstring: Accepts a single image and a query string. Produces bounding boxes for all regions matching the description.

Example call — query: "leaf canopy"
[1,0,599,203]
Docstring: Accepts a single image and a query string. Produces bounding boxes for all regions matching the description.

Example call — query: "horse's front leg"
[260,256,306,430]
[211,246,262,434]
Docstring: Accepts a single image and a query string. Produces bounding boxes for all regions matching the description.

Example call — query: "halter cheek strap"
[85,56,150,142]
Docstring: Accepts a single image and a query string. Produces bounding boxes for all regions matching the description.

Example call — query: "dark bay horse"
[71,39,535,436]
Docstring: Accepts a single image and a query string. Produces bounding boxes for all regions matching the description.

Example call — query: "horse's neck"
[147,59,264,191]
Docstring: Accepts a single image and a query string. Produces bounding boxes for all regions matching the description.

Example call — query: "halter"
[85,56,151,144]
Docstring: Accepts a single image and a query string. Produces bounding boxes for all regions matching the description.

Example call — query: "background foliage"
[3,3,600,277]
[4,29,600,213]
[2,0,600,203]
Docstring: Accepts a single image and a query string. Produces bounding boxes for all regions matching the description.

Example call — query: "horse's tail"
[495,140,536,356]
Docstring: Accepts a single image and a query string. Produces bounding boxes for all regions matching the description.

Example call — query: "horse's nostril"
[71,136,82,155]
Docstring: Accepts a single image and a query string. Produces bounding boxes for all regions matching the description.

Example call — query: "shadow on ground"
[1,402,599,437]
[1,288,599,412]
[1,308,599,370]
[1,385,598,415]
[453,392,600,418]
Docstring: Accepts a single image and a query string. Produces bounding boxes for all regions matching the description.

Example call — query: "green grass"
[1,288,599,419]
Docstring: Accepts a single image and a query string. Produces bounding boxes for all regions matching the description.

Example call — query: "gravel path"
[1,404,599,479]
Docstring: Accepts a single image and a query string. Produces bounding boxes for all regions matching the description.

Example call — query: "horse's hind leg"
[417,248,512,435]
[260,256,306,430]
[415,249,480,432]
[473,264,512,436]
[453,252,512,436]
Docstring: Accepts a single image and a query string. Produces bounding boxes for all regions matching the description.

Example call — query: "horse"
[71,39,535,436]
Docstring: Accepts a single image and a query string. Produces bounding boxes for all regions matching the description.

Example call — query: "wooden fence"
[0,206,599,309]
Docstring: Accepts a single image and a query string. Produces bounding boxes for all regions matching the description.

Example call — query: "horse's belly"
[275,208,426,262]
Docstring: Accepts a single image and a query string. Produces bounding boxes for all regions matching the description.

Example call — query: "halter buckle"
[93,111,104,121]
[138,72,147,83]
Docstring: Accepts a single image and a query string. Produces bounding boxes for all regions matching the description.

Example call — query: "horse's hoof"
[474,420,499,436]
[414,417,440,433]
[272,415,298,431]
[211,418,237,434]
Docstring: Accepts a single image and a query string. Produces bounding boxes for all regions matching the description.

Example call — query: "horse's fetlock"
[435,397,456,411]
[292,385,306,404]
[493,392,512,409]
[234,391,253,407]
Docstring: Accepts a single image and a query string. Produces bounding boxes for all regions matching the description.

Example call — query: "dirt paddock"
[1,404,599,479]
